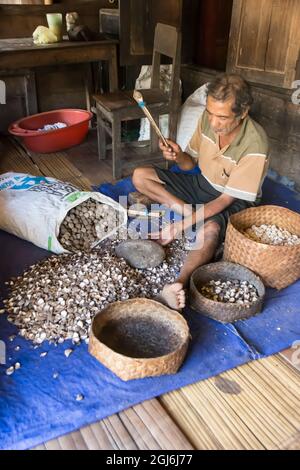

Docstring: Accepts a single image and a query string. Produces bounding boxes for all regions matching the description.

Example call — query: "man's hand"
[151,221,182,246]
[159,139,197,171]
[159,139,183,163]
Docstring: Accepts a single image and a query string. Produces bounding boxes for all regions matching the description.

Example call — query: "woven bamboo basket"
[189,261,265,323]
[89,298,190,381]
[223,205,300,289]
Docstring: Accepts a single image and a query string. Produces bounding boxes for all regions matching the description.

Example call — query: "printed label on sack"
[0,174,78,198]
[0,175,51,191]
[28,180,77,197]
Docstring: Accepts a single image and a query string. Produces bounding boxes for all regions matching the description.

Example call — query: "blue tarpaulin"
[0,173,299,450]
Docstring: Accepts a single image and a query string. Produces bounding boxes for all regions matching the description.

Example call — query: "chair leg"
[166,112,178,170]
[96,109,107,160]
[168,109,179,143]
[112,117,122,180]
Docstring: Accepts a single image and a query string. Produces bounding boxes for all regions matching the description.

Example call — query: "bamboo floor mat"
[34,399,193,451]
[160,355,300,450]
[0,137,91,191]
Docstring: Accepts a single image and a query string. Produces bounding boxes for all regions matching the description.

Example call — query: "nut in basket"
[224,205,300,289]
[189,261,265,323]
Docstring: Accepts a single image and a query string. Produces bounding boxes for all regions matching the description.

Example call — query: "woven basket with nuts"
[223,205,300,289]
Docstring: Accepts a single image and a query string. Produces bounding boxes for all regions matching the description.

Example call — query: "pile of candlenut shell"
[3,239,186,345]
[58,199,118,251]
[200,279,259,307]
[243,224,300,246]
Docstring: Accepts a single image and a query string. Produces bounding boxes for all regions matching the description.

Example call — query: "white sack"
[0,172,127,254]
[176,83,208,151]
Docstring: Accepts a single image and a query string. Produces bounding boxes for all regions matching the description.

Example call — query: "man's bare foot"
[159,282,186,310]
[128,191,156,206]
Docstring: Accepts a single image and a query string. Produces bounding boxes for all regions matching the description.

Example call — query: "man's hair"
[206,74,253,116]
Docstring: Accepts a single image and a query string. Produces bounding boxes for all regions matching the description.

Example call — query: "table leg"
[96,107,107,160]
[112,116,122,179]
[84,63,94,113]
[24,70,38,116]
[108,45,118,92]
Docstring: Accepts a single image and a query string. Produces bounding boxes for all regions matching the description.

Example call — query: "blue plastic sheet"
[0,175,299,450]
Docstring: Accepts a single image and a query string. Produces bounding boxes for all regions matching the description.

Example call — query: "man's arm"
[189,193,236,227]
[157,193,236,244]
[159,139,197,171]
[204,193,235,219]
[166,194,235,238]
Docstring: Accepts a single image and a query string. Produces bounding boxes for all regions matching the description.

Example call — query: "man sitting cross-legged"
[132,74,269,310]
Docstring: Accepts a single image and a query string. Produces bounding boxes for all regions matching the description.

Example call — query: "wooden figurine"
[66,11,105,42]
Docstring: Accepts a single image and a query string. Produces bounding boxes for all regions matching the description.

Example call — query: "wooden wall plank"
[238,0,272,70]
[265,0,295,73]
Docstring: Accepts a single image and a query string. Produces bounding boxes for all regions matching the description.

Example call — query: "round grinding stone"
[115,240,165,269]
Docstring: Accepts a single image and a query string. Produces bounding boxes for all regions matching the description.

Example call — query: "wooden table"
[0,37,119,114]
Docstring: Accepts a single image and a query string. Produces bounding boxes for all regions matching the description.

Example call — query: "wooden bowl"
[89,298,190,381]
[189,261,265,323]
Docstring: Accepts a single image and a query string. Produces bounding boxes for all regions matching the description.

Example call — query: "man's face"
[206,95,245,136]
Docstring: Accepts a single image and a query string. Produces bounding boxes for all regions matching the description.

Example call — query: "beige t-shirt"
[187,110,270,202]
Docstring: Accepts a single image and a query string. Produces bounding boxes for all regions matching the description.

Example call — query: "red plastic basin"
[9,109,92,153]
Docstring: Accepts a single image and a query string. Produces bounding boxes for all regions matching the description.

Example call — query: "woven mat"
[0,137,91,191]
[161,355,300,450]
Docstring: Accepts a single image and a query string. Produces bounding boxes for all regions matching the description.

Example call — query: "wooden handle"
[133,90,169,147]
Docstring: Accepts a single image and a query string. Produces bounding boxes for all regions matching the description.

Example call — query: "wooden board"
[33,400,193,450]
[0,38,118,94]
[226,0,300,88]
[0,37,118,55]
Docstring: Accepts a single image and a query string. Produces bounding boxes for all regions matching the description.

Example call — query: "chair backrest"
[151,23,182,107]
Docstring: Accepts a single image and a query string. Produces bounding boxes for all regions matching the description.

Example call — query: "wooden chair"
[93,23,182,179]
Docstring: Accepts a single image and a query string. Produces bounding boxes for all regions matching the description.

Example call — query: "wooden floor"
[1,134,299,451]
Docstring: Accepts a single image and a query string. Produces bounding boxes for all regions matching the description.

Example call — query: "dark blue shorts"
[155,167,257,242]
